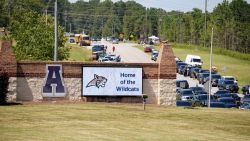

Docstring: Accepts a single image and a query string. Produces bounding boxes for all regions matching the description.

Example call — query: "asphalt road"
[92,39,154,63]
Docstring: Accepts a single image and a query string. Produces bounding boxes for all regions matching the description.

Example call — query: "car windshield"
[192,58,201,62]
[212,75,221,79]
[177,62,186,66]
[193,68,200,72]
[224,81,234,84]
[225,77,235,81]
[202,73,209,77]
[182,90,193,95]
[176,81,188,87]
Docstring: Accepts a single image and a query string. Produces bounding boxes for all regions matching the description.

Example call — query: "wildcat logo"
[86,74,107,88]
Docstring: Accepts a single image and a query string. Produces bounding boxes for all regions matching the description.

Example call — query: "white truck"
[185,54,203,67]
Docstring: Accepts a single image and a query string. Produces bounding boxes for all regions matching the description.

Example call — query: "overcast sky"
[68,0,250,12]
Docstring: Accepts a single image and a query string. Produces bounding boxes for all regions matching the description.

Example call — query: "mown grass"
[171,43,250,88]
[66,43,92,61]
[0,103,250,141]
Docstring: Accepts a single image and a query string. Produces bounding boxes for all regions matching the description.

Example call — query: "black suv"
[190,67,201,78]
[176,80,189,93]
[204,74,221,87]
[218,80,239,93]
[198,73,210,84]
[242,85,250,94]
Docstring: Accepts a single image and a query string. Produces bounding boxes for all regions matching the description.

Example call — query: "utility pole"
[204,0,207,47]
[70,23,72,34]
[64,10,67,32]
[46,9,48,25]
[208,27,214,108]
[54,0,58,62]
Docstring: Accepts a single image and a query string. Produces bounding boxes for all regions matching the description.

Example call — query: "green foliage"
[1,0,249,54]
[172,43,250,61]
[10,12,69,60]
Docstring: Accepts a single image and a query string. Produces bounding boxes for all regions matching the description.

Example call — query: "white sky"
[68,0,250,12]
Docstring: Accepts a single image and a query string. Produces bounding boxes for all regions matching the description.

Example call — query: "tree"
[10,11,69,60]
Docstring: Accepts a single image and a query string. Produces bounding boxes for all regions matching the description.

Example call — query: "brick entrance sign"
[0,41,176,105]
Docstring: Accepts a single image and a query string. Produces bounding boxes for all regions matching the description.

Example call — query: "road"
[92,39,154,63]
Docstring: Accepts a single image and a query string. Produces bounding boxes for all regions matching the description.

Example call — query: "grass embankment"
[66,43,92,61]
[171,43,250,88]
[0,103,250,141]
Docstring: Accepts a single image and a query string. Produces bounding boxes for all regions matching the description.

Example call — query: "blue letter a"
[42,65,66,97]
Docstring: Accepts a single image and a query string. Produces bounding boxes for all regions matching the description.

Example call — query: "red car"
[144,46,154,52]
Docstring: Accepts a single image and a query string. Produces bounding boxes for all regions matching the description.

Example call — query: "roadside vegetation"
[0,103,250,141]
[66,43,92,61]
[172,43,250,88]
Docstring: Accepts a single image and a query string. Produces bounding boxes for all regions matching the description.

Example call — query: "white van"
[185,54,203,67]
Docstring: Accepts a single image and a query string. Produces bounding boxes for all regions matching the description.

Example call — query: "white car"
[221,76,238,84]
[185,54,203,67]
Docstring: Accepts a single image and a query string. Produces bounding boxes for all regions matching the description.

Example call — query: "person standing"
[112,46,115,53]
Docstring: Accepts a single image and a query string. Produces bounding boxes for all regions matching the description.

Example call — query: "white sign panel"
[82,67,142,96]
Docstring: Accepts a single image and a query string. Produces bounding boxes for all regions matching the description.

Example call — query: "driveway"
[100,40,154,63]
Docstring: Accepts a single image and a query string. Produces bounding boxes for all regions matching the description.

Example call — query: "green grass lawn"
[66,43,92,61]
[171,44,250,88]
[0,103,250,141]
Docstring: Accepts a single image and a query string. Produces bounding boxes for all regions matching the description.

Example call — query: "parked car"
[214,93,240,106]
[242,85,250,94]
[151,51,158,61]
[190,67,201,78]
[176,80,189,93]
[177,89,194,101]
[204,74,221,86]
[218,80,239,93]
[197,73,210,84]
[210,102,226,108]
[176,100,192,107]
[183,65,194,77]
[220,76,238,84]
[185,54,203,68]
[217,97,237,108]
[192,94,216,107]
[178,65,187,75]
[189,86,206,95]
[144,46,154,52]
[214,90,229,95]
[176,62,187,72]
[239,102,250,110]
[69,38,75,43]
[112,38,119,44]
[242,95,250,103]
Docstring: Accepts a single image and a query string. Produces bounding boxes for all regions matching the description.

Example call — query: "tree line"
[0,0,249,60]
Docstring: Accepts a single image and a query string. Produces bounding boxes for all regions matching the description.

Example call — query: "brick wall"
[157,42,176,79]
[0,41,17,75]
[0,41,176,105]
[16,61,159,79]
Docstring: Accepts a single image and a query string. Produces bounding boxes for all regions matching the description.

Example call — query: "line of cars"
[176,55,250,109]
[91,44,121,62]
[143,45,159,62]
